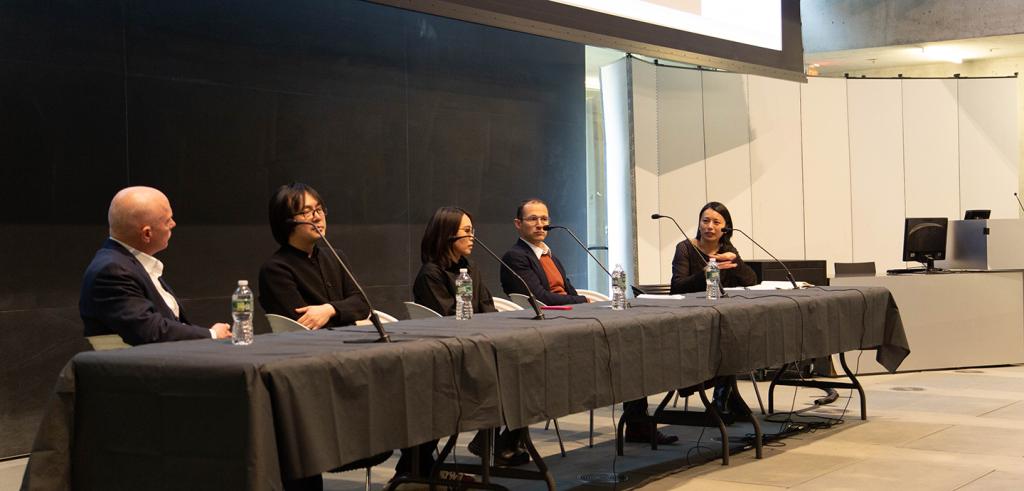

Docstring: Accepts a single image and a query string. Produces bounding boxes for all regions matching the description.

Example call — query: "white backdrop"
[602,59,1019,284]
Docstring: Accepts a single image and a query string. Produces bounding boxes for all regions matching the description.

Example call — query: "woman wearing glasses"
[413,206,497,316]
[412,207,531,468]
[258,182,369,330]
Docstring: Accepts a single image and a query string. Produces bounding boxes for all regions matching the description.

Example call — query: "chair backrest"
[403,301,442,319]
[834,262,876,277]
[576,289,610,302]
[356,310,400,326]
[492,297,523,312]
[266,313,308,333]
[634,284,671,296]
[509,293,546,309]
[86,334,130,351]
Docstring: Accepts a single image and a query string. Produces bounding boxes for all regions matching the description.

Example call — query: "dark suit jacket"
[80,238,211,346]
[500,239,586,306]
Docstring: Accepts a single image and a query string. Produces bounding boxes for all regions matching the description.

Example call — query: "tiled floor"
[6,366,1024,490]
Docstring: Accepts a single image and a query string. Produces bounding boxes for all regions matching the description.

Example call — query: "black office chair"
[834,262,876,277]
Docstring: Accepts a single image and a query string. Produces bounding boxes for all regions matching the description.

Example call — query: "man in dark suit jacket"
[500,199,588,306]
[80,186,231,346]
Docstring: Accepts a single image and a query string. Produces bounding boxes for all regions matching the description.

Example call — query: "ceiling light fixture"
[921,46,963,64]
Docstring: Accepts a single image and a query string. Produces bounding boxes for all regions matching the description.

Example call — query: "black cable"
[546,315,620,489]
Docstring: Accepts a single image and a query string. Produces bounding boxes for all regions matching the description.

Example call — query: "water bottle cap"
[459,268,468,273]
[238,280,249,286]
[709,257,716,263]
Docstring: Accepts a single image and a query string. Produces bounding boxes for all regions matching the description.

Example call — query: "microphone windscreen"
[651,213,661,219]
[542,225,552,231]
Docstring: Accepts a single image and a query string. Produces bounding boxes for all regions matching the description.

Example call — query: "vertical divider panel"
[902,79,960,219]
[848,79,906,273]
[656,67,707,283]
[702,71,753,258]
[801,77,853,276]
[748,75,805,261]
[958,78,1019,218]
[631,59,661,284]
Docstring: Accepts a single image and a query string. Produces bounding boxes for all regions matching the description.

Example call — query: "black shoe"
[493,449,530,467]
[624,425,679,445]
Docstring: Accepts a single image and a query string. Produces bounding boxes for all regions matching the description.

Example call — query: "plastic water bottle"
[611,264,627,310]
[231,280,254,345]
[706,258,721,301]
[455,268,473,320]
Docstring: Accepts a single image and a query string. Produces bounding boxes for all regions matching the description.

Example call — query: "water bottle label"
[232,299,253,312]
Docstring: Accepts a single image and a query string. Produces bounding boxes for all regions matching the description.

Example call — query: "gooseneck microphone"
[466,235,545,320]
[288,219,391,342]
[722,227,799,290]
[651,214,708,268]
[544,225,646,295]
[1015,193,1024,214]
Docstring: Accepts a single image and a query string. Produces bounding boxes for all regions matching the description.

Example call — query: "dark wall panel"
[0,0,585,458]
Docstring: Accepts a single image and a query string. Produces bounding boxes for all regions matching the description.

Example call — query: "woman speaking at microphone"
[669,201,757,294]
[259,182,370,330]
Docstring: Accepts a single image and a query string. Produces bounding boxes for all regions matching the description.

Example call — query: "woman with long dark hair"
[670,201,757,294]
[413,206,497,316]
[410,206,528,468]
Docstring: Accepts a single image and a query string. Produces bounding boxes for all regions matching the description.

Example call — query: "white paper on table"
[724,280,813,291]
[637,294,686,300]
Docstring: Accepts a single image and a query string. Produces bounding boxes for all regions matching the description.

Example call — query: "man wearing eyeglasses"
[259,183,369,331]
[80,186,232,345]
[499,199,589,306]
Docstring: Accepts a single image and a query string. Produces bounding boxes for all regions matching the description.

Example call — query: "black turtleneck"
[258,243,370,327]
[413,256,497,317]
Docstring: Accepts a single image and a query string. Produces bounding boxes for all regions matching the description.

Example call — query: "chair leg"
[749,370,767,415]
[672,392,680,407]
[588,410,594,448]
[551,419,566,457]
[544,419,551,430]
[365,467,371,491]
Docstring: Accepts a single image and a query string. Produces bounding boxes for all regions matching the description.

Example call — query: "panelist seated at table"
[673,201,757,418]
[670,201,758,294]
[500,199,588,305]
[80,186,232,345]
[413,206,529,468]
[258,183,369,330]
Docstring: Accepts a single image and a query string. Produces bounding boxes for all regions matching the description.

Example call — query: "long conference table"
[21,287,909,491]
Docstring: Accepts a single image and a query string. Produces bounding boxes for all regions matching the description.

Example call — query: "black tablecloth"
[21,286,908,491]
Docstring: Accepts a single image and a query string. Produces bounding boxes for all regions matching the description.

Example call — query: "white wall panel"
[902,79,960,219]
[748,75,804,261]
[600,59,636,289]
[801,77,853,275]
[656,68,706,283]
[631,59,661,284]
[959,78,1019,218]
[848,79,906,273]
[702,71,753,258]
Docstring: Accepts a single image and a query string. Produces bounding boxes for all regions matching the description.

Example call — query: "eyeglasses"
[520,215,550,224]
[457,226,475,236]
[294,205,327,220]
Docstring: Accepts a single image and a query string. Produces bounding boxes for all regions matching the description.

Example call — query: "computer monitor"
[902,218,948,271]
[964,209,990,220]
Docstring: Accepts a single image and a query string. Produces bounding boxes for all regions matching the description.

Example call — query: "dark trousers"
[395,440,438,476]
